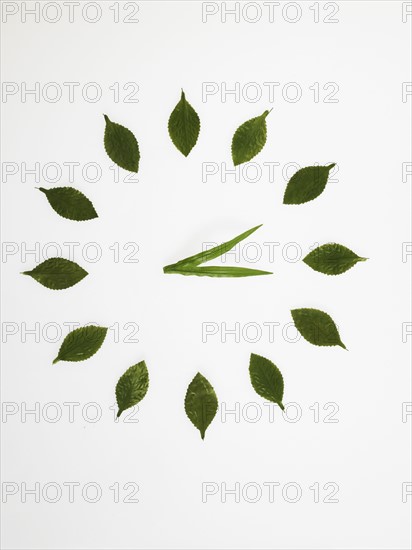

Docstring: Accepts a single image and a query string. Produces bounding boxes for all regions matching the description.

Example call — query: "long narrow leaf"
[165,224,262,270]
[163,265,272,278]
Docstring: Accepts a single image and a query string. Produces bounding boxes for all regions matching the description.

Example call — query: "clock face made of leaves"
[23,91,367,440]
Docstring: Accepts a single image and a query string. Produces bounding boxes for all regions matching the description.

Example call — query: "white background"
[1,1,411,549]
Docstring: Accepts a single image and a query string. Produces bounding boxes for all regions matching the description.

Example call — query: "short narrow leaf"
[22,258,88,290]
[303,243,367,275]
[283,164,336,205]
[169,224,262,268]
[103,114,140,172]
[168,90,200,156]
[116,361,149,418]
[53,325,108,364]
[249,353,284,410]
[291,308,346,349]
[185,372,218,440]
[232,110,270,166]
[38,187,98,221]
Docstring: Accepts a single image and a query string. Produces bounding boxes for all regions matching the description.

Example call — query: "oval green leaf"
[291,308,346,349]
[103,114,140,172]
[116,361,149,418]
[231,109,270,166]
[22,258,88,290]
[249,353,284,410]
[303,243,367,275]
[38,187,98,221]
[168,90,200,156]
[283,164,336,205]
[53,325,108,364]
[185,372,218,440]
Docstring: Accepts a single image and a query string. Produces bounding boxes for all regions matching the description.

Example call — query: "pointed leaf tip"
[39,186,98,221]
[54,325,108,363]
[249,353,284,409]
[291,308,346,348]
[303,243,367,275]
[168,90,200,157]
[22,257,88,290]
[231,111,269,166]
[185,372,218,439]
[283,164,336,205]
[115,361,149,418]
[103,115,140,172]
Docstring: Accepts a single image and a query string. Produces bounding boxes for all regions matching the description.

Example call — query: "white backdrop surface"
[1,1,411,549]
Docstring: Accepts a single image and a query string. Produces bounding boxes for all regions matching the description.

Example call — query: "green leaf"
[163,224,272,277]
[303,243,367,275]
[22,258,88,290]
[38,187,98,221]
[291,308,346,349]
[168,90,200,156]
[231,110,270,166]
[53,325,108,364]
[283,164,336,205]
[169,224,262,268]
[164,266,272,277]
[185,372,218,440]
[116,361,149,418]
[103,114,140,172]
[249,353,284,410]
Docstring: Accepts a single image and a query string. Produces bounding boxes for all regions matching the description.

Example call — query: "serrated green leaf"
[53,325,108,364]
[249,353,284,410]
[291,308,346,349]
[163,224,272,277]
[116,361,149,418]
[38,187,98,221]
[103,114,140,172]
[303,243,367,275]
[185,372,218,440]
[231,110,270,166]
[22,258,88,290]
[283,164,335,205]
[168,90,200,156]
